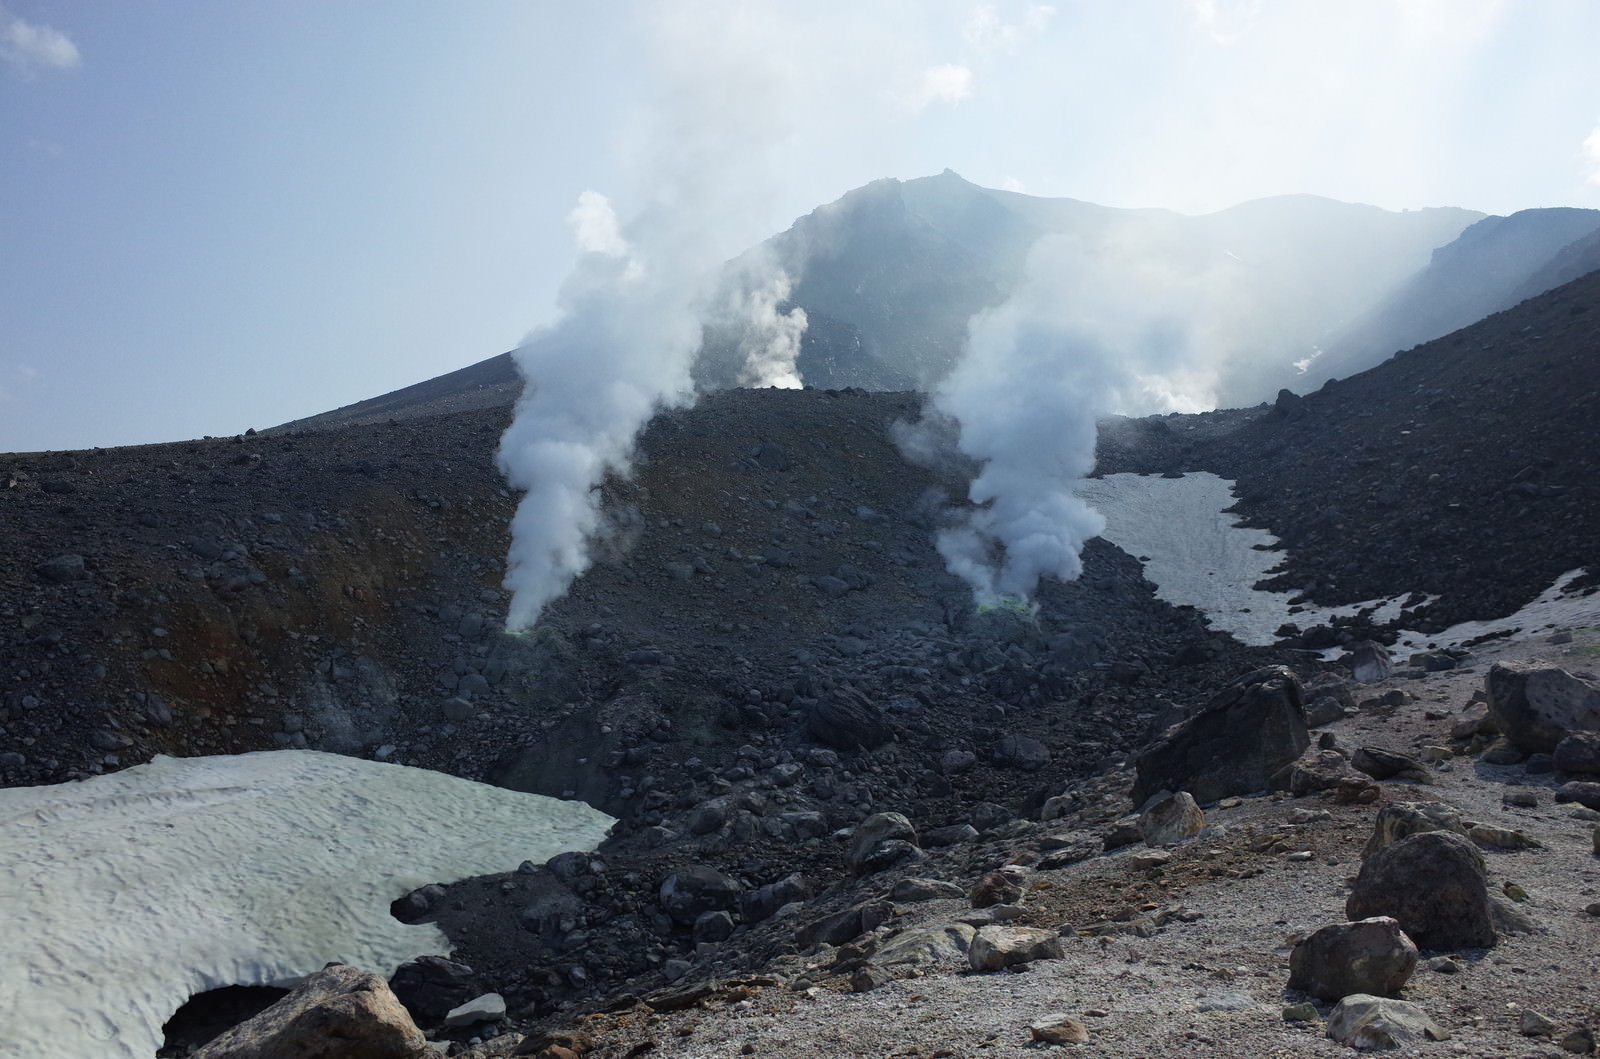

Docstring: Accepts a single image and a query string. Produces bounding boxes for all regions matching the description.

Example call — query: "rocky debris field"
[4,263,1598,1056]
[1100,267,1600,637]
[171,624,1600,1058]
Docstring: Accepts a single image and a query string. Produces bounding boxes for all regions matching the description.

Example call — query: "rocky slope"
[3,247,1598,1058]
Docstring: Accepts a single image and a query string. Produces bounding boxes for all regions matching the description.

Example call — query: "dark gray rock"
[890,877,966,902]
[35,554,86,583]
[692,909,736,943]
[1347,831,1497,950]
[1555,781,1600,811]
[659,865,742,926]
[1555,731,1600,774]
[741,873,811,922]
[808,691,889,750]
[847,812,918,874]
[795,899,893,948]
[1287,917,1418,1001]
[1351,746,1431,783]
[995,733,1050,771]
[1487,661,1600,754]
[1133,666,1310,805]
[921,823,978,848]
[389,956,478,1023]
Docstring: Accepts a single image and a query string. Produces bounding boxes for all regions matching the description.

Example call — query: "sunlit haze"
[3,0,1598,451]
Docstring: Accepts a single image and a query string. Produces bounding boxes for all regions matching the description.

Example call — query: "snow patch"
[0,750,614,1059]
[1075,472,1401,646]
[1077,472,1599,652]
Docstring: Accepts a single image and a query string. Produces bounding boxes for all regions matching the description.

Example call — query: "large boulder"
[967,925,1065,971]
[794,899,894,948]
[808,690,890,750]
[1138,791,1205,846]
[1554,731,1600,774]
[192,964,431,1059]
[846,812,920,875]
[1486,662,1600,754]
[1342,641,1393,684]
[659,865,742,925]
[1326,995,1449,1049]
[1132,666,1310,805]
[1287,917,1418,1001]
[1362,801,1466,859]
[1346,831,1497,950]
[387,956,477,1024]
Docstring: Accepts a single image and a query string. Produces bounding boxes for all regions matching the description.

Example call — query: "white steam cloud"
[727,262,808,389]
[496,0,835,630]
[496,195,703,630]
[929,227,1258,605]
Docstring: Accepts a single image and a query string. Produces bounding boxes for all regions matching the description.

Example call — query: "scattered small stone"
[1282,1003,1319,1022]
[850,965,892,993]
[1426,956,1461,973]
[967,925,1065,971]
[1504,789,1539,808]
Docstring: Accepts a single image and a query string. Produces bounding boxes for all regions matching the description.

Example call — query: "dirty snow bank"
[1077,472,1599,650]
[0,750,614,1059]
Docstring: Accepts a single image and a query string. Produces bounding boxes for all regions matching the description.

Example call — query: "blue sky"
[3,0,1599,452]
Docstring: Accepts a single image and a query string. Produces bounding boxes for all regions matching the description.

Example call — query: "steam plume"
[931,277,1106,605]
[930,228,1235,604]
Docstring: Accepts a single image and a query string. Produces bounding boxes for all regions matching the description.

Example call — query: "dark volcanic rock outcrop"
[1131,665,1309,805]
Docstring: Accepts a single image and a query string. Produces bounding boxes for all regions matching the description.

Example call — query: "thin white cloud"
[0,6,80,75]
[1585,123,1600,186]
[914,63,974,110]
[965,2,1055,51]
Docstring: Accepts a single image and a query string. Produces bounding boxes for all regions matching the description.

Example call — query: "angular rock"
[1557,781,1600,811]
[1343,641,1394,684]
[443,992,505,1028]
[1361,801,1466,859]
[1351,746,1431,783]
[1287,917,1418,1001]
[191,963,430,1059]
[1326,995,1448,1049]
[1138,790,1204,846]
[921,823,978,848]
[741,872,811,922]
[1556,731,1600,774]
[967,925,1065,971]
[659,865,742,925]
[388,956,477,1023]
[794,899,893,948]
[1132,666,1310,805]
[890,877,966,902]
[846,812,918,874]
[1487,662,1600,755]
[969,867,1027,908]
[35,553,87,583]
[808,691,889,750]
[872,923,976,967]
[995,733,1050,771]
[1030,1014,1090,1044]
[1347,831,1497,950]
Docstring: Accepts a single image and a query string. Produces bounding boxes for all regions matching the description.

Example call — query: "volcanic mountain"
[2,181,1599,1057]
